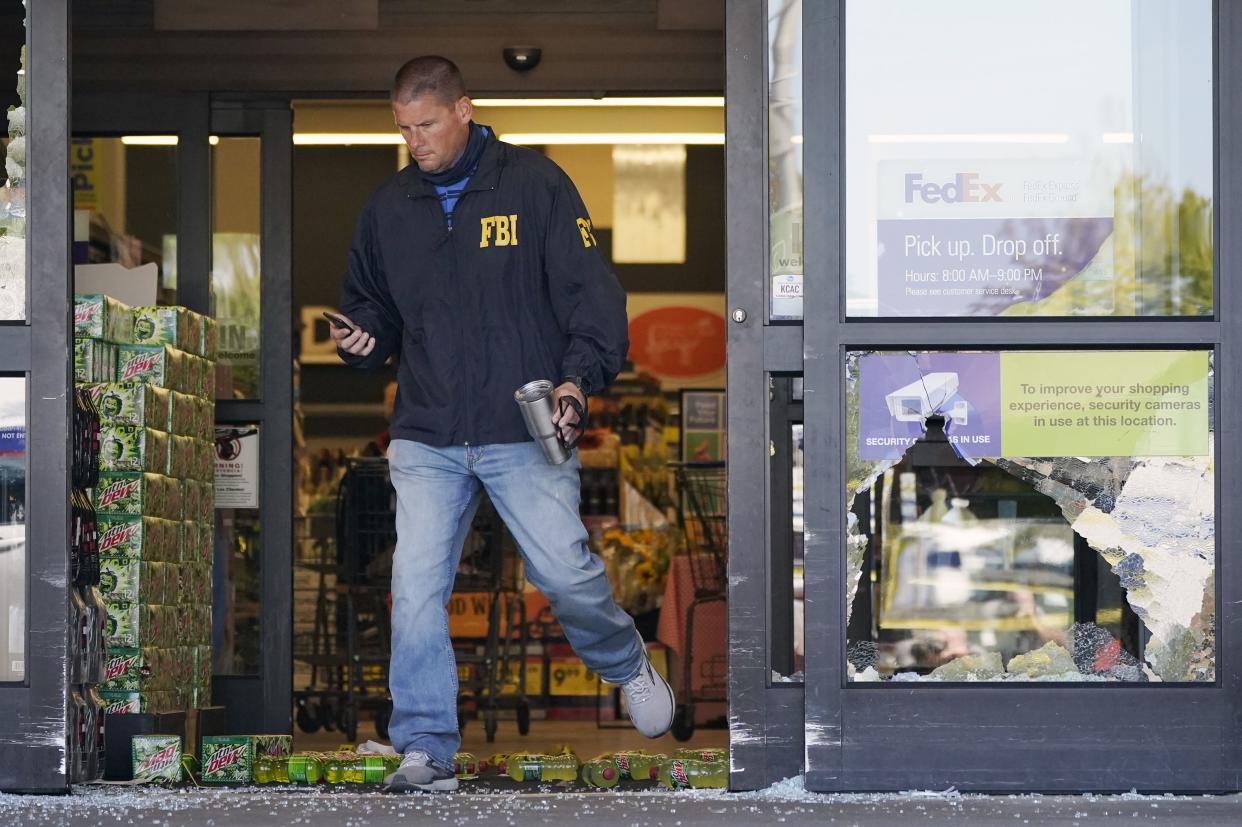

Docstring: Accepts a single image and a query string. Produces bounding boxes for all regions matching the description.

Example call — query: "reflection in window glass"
[212,138,262,399]
[846,1,1212,317]
[0,9,27,321]
[0,377,25,681]
[769,0,803,321]
[71,138,178,300]
[846,350,1214,683]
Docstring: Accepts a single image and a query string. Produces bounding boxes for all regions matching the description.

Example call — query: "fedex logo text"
[905,173,1002,204]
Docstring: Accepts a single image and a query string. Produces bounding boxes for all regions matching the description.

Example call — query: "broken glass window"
[845,350,1214,683]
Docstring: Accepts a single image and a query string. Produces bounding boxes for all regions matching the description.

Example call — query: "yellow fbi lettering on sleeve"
[480,214,519,248]
[576,217,598,248]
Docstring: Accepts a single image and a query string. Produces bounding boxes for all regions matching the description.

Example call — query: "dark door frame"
[724,0,806,790]
[799,0,1242,793]
[208,99,294,736]
[69,93,295,736]
[0,0,73,794]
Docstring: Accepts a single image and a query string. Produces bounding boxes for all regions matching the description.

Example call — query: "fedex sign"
[905,173,1002,204]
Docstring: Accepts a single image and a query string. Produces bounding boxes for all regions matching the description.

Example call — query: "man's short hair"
[391,56,468,106]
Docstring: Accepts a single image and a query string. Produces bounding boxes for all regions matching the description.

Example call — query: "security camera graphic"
[885,372,969,426]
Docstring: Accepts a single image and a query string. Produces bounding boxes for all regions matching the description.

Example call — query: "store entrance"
[288,99,733,766]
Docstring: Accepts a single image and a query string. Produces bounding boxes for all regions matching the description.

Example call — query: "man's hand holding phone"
[325,311,376,357]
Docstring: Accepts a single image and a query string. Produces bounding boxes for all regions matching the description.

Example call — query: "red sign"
[627,307,725,378]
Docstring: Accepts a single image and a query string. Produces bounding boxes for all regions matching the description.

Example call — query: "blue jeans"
[385,438,644,768]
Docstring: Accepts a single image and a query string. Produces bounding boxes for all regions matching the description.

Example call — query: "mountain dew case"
[168,391,196,436]
[99,425,168,474]
[169,435,196,479]
[132,735,183,783]
[95,473,170,518]
[201,735,291,784]
[118,345,189,393]
[105,602,170,649]
[74,338,117,383]
[99,690,177,715]
[86,382,169,428]
[133,306,200,354]
[201,317,219,361]
[75,294,133,343]
[99,556,161,602]
[97,515,176,561]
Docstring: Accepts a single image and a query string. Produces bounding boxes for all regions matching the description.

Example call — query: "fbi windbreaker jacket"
[337,132,629,447]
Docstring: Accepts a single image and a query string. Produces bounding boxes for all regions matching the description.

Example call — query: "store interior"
[62,95,764,769]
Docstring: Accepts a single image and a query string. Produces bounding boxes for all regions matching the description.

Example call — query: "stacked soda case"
[69,388,107,783]
[72,295,219,721]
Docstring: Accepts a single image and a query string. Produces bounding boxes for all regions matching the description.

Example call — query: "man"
[331,56,675,794]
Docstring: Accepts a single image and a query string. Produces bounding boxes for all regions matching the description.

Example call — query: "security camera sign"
[857,352,1001,460]
[856,351,1210,460]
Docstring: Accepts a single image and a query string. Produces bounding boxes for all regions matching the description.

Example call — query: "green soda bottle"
[485,752,511,773]
[338,755,389,784]
[322,753,352,784]
[253,754,278,784]
[322,750,375,784]
[657,758,727,790]
[672,748,728,764]
[284,754,325,784]
[625,752,666,782]
[504,753,579,783]
[582,756,622,789]
[453,752,480,779]
[612,750,652,781]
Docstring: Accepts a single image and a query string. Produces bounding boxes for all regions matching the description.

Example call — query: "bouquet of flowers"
[594,525,684,614]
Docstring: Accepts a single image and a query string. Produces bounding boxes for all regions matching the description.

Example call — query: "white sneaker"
[383,750,458,793]
[621,655,676,738]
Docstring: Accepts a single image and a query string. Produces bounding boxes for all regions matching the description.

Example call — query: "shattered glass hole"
[845,350,1215,684]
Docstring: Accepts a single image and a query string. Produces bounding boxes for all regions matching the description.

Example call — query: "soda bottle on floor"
[255,754,324,784]
[484,752,511,773]
[324,754,388,784]
[612,750,653,781]
[504,753,579,783]
[672,748,728,764]
[453,752,479,779]
[625,752,666,782]
[657,758,727,790]
[582,756,622,789]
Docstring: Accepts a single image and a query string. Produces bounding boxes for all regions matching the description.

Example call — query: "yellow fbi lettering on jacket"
[576,217,598,248]
[480,214,518,248]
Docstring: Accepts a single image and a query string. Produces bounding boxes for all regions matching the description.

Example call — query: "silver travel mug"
[514,379,586,465]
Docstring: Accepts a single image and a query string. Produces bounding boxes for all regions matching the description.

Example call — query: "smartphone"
[322,311,356,335]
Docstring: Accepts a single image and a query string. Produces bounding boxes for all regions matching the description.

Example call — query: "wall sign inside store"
[213,426,260,509]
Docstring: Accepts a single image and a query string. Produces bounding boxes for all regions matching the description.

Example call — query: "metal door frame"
[208,99,294,736]
[724,0,806,791]
[798,0,1242,793]
[70,93,295,735]
[0,0,73,793]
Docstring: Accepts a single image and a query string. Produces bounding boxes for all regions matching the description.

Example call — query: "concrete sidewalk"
[2,780,1240,826]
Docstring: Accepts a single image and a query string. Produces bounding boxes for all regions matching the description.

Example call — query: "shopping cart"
[293,458,396,742]
[293,457,532,743]
[669,461,727,740]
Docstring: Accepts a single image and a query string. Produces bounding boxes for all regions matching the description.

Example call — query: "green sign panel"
[999,351,1208,457]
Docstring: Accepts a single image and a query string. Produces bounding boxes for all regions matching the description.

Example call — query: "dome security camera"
[503,47,542,72]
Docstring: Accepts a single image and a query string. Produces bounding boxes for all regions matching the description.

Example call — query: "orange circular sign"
[628,306,726,377]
